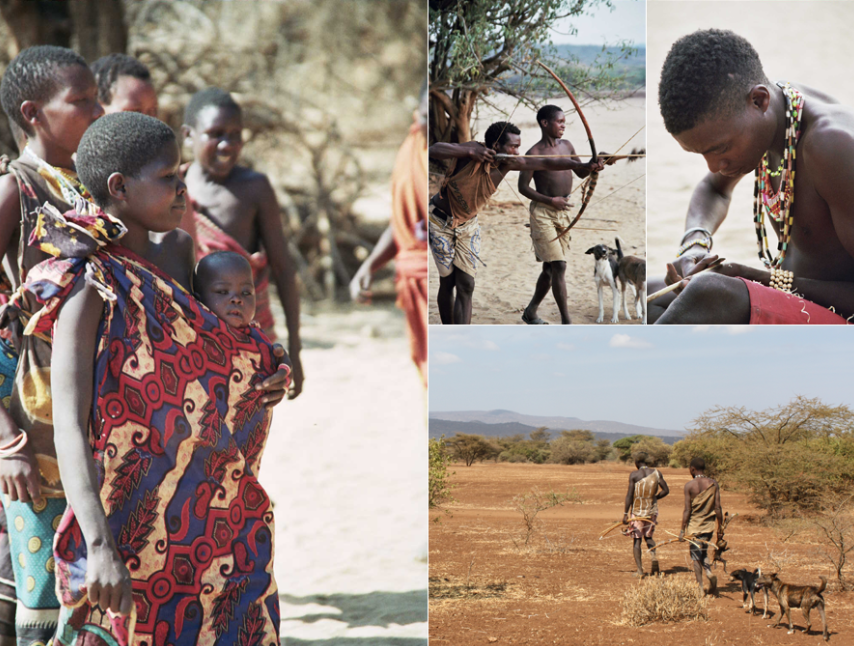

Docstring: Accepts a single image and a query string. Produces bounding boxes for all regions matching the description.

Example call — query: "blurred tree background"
[428,0,640,145]
[0,0,426,300]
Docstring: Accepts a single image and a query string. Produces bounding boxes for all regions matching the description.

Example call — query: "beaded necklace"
[753,82,804,268]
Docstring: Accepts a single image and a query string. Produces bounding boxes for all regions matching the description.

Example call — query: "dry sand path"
[429,95,646,325]
[260,301,427,645]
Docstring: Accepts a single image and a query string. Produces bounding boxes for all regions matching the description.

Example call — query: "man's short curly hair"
[0,45,88,135]
[536,104,563,126]
[184,87,241,127]
[659,29,768,135]
[77,112,176,207]
[90,53,152,105]
[484,121,520,149]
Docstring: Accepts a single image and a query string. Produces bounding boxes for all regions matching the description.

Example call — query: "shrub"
[618,575,708,626]
[429,437,454,512]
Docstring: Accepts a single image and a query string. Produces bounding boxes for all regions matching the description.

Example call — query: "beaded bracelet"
[680,227,713,246]
[676,237,711,258]
[769,267,794,293]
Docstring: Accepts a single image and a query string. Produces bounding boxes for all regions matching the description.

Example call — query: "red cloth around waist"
[739,277,849,324]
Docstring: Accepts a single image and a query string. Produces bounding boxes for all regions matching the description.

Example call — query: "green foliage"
[629,436,672,467]
[612,434,646,462]
[447,433,501,466]
[549,436,596,465]
[429,437,455,513]
[428,0,637,143]
[681,397,854,516]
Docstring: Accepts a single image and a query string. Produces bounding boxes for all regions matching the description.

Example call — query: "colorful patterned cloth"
[24,202,281,646]
[0,153,91,646]
[190,203,277,340]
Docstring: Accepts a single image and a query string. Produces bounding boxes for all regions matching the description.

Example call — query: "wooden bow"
[536,61,598,241]
[599,516,652,540]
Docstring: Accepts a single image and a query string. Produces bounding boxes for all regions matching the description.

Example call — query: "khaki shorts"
[429,207,481,278]
[530,199,571,262]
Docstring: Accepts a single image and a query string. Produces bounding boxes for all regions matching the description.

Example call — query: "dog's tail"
[614,236,625,261]
[817,575,827,594]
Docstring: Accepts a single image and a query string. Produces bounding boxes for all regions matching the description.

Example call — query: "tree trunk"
[0,0,72,55]
[429,86,479,145]
[70,0,127,62]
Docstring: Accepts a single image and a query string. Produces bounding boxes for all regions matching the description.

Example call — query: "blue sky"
[551,0,646,46]
[429,326,853,432]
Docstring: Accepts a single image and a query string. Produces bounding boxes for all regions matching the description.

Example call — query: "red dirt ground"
[429,462,854,645]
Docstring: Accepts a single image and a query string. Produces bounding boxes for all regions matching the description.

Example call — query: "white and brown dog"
[585,242,620,323]
[615,237,646,322]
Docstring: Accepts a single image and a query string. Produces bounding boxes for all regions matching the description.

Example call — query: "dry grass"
[618,574,709,626]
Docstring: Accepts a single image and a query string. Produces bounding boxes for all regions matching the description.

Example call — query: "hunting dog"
[730,568,768,617]
[585,242,620,323]
[756,572,829,641]
[614,238,646,321]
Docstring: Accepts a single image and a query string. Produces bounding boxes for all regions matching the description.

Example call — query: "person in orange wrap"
[350,89,428,387]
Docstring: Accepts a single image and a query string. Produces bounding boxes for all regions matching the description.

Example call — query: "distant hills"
[429,409,683,445]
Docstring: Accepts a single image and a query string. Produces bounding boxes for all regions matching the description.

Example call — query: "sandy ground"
[430,462,854,645]
[429,94,646,325]
[647,1,854,279]
[260,299,428,645]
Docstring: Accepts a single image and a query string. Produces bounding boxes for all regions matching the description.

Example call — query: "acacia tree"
[678,397,854,516]
[429,0,637,145]
[447,433,501,466]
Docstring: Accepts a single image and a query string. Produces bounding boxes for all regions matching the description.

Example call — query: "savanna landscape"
[430,400,854,645]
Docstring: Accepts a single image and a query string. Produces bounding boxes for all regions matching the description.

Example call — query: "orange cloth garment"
[391,120,428,388]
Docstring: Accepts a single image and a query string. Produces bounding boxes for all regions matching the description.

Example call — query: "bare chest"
[767,162,854,280]
[191,184,259,252]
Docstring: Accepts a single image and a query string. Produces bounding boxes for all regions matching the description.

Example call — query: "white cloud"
[725,326,753,335]
[557,343,575,351]
[610,334,652,349]
[692,325,711,333]
[481,340,500,351]
[434,352,461,365]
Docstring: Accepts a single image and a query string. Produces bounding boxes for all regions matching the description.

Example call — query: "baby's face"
[197,264,256,328]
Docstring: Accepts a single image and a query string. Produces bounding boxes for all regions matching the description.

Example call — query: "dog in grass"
[756,572,829,641]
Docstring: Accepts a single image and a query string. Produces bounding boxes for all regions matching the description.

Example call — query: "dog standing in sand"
[757,572,830,641]
[585,242,620,323]
[615,238,646,321]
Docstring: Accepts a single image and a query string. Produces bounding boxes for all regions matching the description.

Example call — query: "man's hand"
[598,151,619,166]
[0,414,42,504]
[87,542,133,616]
[678,530,685,542]
[469,145,496,164]
[588,159,605,173]
[665,254,723,296]
[287,352,304,400]
[622,514,629,526]
[549,196,572,211]
[349,263,372,303]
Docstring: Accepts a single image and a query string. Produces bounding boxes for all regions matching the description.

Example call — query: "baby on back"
[194,250,257,329]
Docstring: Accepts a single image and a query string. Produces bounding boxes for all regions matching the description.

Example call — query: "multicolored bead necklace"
[753,82,804,268]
